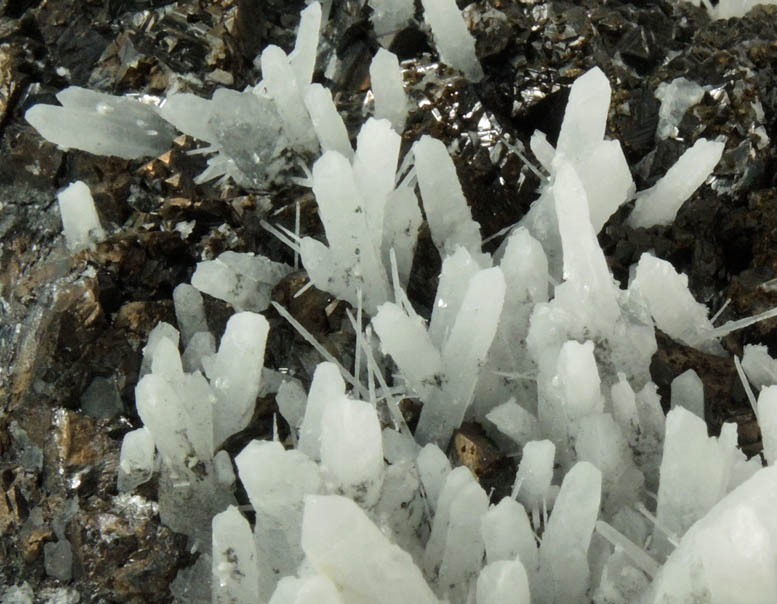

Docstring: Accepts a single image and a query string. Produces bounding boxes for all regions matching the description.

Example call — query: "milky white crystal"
[420,0,483,81]
[117,427,155,492]
[537,462,602,604]
[758,386,777,466]
[630,252,720,352]
[416,443,452,512]
[298,362,346,460]
[655,77,706,140]
[352,118,401,239]
[481,497,538,575]
[628,138,725,229]
[172,283,208,347]
[414,136,483,260]
[476,560,531,604]
[301,495,438,604]
[204,311,269,447]
[288,2,322,89]
[553,163,621,327]
[261,45,318,152]
[26,87,175,159]
[320,396,384,506]
[437,480,489,600]
[236,440,322,588]
[369,0,414,35]
[670,368,704,419]
[181,331,215,374]
[304,84,353,159]
[575,413,643,513]
[191,251,291,313]
[56,181,106,252]
[416,266,506,446]
[514,439,555,517]
[212,506,260,604]
[301,150,390,314]
[742,344,777,391]
[486,399,539,449]
[648,466,777,603]
[653,406,734,557]
[369,49,408,131]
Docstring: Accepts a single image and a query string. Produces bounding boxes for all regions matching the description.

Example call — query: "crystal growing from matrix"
[25,87,175,159]
[56,181,105,251]
[420,0,484,81]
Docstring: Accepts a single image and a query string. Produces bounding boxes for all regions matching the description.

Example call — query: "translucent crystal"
[670,368,705,419]
[320,396,385,506]
[304,84,353,159]
[301,495,438,604]
[414,136,483,260]
[537,462,602,604]
[476,560,531,604]
[173,283,208,347]
[118,427,155,492]
[420,0,483,81]
[628,139,725,229]
[56,181,105,251]
[204,312,269,447]
[26,86,175,159]
[212,506,260,604]
[369,49,408,131]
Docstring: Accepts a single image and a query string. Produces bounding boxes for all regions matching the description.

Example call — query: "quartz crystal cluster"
[18,0,777,603]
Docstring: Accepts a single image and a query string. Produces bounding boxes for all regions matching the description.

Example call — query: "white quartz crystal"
[56,181,105,251]
[212,506,260,604]
[416,266,506,446]
[117,427,155,492]
[610,374,641,442]
[630,252,720,352]
[420,0,484,81]
[172,283,208,347]
[476,560,531,604]
[369,0,414,35]
[648,466,777,603]
[298,362,346,460]
[236,440,322,589]
[301,150,390,314]
[514,439,555,519]
[204,312,269,447]
[670,368,705,419]
[414,136,484,260]
[320,396,384,506]
[369,49,408,131]
[628,138,725,228]
[742,344,777,391]
[191,251,291,312]
[481,497,538,575]
[26,87,175,159]
[575,413,643,514]
[261,45,318,152]
[486,399,539,449]
[758,386,777,466]
[352,118,400,239]
[416,443,452,512]
[655,77,706,140]
[288,2,322,89]
[304,84,353,159]
[301,495,438,604]
[537,462,602,604]
[276,379,308,439]
[653,407,734,558]
[437,480,489,600]
[181,331,216,374]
